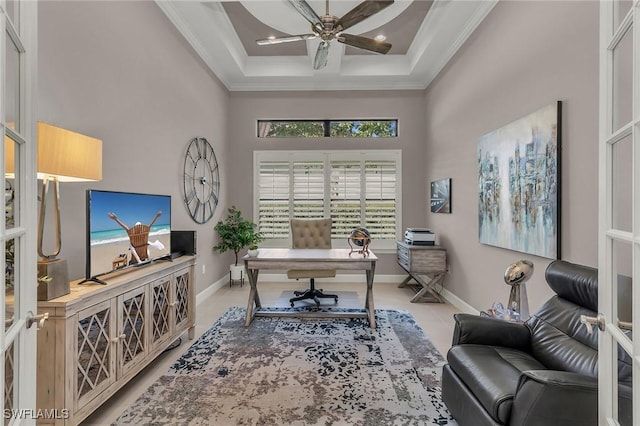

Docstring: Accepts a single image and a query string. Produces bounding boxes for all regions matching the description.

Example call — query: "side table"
[396,241,447,303]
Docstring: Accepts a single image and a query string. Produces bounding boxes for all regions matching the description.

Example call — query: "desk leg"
[245,268,261,326]
[365,263,376,328]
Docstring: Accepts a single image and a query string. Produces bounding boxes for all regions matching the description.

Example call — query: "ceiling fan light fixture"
[259,0,395,67]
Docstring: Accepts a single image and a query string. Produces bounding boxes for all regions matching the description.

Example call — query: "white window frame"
[253,150,402,251]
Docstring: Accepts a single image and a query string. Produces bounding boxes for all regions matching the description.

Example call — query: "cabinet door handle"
[169,302,177,308]
[111,333,126,343]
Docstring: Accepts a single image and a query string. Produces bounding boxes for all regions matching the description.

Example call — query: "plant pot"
[230,264,244,280]
[248,248,258,257]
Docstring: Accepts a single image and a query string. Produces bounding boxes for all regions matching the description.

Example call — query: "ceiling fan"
[256,0,394,70]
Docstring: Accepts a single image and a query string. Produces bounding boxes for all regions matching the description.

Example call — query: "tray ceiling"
[156,0,497,91]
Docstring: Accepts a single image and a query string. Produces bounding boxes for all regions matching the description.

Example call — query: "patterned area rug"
[115,307,456,425]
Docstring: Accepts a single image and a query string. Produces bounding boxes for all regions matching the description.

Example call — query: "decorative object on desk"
[430,178,451,213]
[213,206,263,281]
[348,226,371,255]
[183,137,219,224]
[504,259,533,322]
[247,244,259,257]
[115,307,456,425]
[478,101,561,259]
[21,122,102,300]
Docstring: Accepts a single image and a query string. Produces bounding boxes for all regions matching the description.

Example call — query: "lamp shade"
[37,122,102,182]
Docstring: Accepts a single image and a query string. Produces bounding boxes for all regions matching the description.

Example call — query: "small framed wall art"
[430,178,451,213]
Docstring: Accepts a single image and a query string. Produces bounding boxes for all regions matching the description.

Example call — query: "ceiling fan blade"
[313,41,330,70]
[288,0,323,29]
[335,0,394,32]
[256,34,317,46]
[338,33,392,54]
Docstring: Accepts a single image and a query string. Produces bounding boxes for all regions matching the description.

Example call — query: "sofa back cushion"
[527,296,599,377]
[527,260,632,384]
[545,260,598,311]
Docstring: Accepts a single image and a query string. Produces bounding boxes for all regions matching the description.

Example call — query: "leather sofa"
[442,260,632,426]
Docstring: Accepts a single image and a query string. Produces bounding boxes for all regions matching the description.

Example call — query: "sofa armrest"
[510,370,597,426]
[451,313,530,349]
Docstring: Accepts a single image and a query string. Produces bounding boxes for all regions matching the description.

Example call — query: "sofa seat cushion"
[447,344,546,424]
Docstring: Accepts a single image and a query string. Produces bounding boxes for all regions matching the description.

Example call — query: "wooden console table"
[396,241,447,303]
[243,248,378,328]
[36,256,196,425]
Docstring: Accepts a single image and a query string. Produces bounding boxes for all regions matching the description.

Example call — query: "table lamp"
[36,122,102,300]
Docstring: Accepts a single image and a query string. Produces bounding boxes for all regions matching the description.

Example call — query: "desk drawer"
[411,250,446,272]
[397,244,410,270]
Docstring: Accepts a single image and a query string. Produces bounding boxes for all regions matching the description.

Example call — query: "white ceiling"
[156,0,497,92]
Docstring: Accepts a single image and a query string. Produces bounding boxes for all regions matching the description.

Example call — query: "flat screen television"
[83,189,171,284]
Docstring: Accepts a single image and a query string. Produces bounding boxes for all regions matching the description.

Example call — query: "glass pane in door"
[5,135,18,230]
[612,133,632,232]
[613,27,632,132]
[4,238,17,332]
[4,341,15,415]
[613,239,632,342]
[5,30,20,130]
[617,356,632,426]
[4,1,19,32]
[614,0,633,29]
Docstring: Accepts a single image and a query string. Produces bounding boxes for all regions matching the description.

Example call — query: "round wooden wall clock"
[183,137,220,224]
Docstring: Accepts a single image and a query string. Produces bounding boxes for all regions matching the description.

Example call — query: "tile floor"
[81,280,461,425]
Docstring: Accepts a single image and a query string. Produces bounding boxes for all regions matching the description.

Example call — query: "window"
[257,120,398,138]
[254,150,401,249]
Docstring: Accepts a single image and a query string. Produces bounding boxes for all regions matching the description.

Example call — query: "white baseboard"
[440,288,480,314]
[196,274,228,306]
[196,273,480,315]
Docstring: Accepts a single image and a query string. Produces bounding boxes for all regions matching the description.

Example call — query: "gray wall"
[227,90,428,274]
[424,0,599,311]
[37,0,600,313]
[38,1,232,294]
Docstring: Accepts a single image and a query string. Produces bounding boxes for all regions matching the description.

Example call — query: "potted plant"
[213,206,263,280]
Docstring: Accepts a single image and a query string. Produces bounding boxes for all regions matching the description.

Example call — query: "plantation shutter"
[330,160,363,238]
[258,161,290,238]
[292,161,325,218]
[365,160,397,239]
[255,150,400,247]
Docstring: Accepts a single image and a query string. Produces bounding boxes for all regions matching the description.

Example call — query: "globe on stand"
[348,227,371,256]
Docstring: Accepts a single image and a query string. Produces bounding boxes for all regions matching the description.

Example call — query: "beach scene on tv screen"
[89,191,171,277]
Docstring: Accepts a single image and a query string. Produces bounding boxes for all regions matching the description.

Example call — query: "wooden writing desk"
[243,248,378,328]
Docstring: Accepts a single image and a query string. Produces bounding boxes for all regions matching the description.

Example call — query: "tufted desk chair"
[287,218,338,307]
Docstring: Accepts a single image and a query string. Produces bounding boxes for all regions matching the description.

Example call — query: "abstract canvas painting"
[477,102,561,259]
[430,178,451,213]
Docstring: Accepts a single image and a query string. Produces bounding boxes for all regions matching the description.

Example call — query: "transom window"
[254,150,401,249]
[257,120,398,138]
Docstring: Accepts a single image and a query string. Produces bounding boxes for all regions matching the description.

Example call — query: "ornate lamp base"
[37,258,70,301]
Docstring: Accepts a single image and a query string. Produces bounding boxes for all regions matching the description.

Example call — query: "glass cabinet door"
[76,300,115,410]
[150,276,172,350]
[117,285,147,378]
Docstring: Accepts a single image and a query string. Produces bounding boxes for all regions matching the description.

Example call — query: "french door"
[599,1,638,425]
[1,0,38,424]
